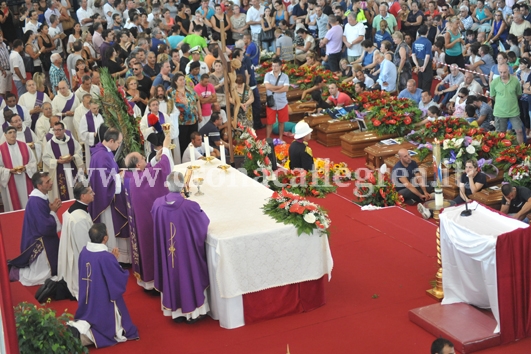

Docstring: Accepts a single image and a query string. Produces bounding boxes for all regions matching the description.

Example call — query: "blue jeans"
[433,84,456,106]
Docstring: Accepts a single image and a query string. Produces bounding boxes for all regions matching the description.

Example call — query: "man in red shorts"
[264,57,290,140]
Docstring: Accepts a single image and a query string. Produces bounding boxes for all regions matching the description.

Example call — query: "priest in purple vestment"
[151,171,211,323]
[8,172,62,286]
[124,132,172,291]
[69,223,139,348]
[88,128,131,263]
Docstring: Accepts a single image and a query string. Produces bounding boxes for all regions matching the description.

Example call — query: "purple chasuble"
[62,94,76,113]
[88,143,129,238]
[50,137,77,201]
[124,155,171,283]
[151,192,210,313]
[8,195,59,275]
[75,247,139,348]
[30,91,44,131]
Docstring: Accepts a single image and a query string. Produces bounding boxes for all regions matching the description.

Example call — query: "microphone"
[461,201,472,217]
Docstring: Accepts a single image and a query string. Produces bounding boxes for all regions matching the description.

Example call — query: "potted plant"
[15,302,88,354]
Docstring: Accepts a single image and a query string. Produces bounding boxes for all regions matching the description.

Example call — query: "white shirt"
[48,26,64,54]
[182,143,214,163]
[24,20,41,34]
[185,61,209,75]
[246,6,265,34]
[76,7,94,27]
[9,51,25,82]
[103,3,120,29]
[343,22,366,56]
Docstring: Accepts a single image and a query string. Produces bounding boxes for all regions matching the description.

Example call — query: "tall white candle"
[204,135,210,157]
[220,145,226,164]
[189,143,195,163]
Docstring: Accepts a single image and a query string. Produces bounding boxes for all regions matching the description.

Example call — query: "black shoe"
[173,316,187,323]
[405,199,416,206]
[119,262,132,269]
[67,325,81,339]
[143,288,160,296]
[185,315,206,324]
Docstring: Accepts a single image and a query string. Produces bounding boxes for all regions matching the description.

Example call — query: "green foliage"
[268,169,337,198]
[98,68,143,159]
[15,302,88,354]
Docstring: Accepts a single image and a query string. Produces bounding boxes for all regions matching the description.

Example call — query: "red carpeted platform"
[409,303,501,353]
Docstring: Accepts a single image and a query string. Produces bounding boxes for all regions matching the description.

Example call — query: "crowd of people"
[1,0,531,348]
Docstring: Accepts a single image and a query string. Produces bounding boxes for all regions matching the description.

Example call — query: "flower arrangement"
[422,117,473,139]
[274,143,290,166]
[505,157,531,187]
[352,170,404,207]
[441,136,482,169]
[365,97,422,136]
[269,168,337,198]
[314,158,351,182]
[262,188,331,236]
[494,144,531,170]
[415,141,434,163]
[479,131,515,158]
[240,126,274,178]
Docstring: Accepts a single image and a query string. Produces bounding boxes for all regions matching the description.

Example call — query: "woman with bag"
[229,74,254,128]
[261,6,275,52]
[23,30,41,75]
[37,24,55,72]
[209,60,226,108]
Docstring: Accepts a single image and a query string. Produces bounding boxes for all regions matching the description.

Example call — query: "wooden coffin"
[340,131,399,158]
[470,185,503,210]
[442,170,505,200]
[383,154,435,180]
[304,114,332,140]
[364,141,417,170]
[315,120,359,147]
[259,86,304,117]
[288,102,315,123]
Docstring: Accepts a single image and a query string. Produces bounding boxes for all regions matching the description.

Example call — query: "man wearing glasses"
[132,62,153,98]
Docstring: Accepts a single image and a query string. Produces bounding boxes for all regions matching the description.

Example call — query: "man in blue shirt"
[392,148,433,205]
[244,33,259,68]
[411,25,433,92]
[374,52,396,92]
[398,79,423,104]
[197,0,215,20]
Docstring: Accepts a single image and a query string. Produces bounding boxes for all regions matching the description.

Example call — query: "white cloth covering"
[440,202,529,333]
[173,159,334,329]
[0,142,37,211]
[42,134,84,201]
[52,92,80,133]
[57,207,93,299]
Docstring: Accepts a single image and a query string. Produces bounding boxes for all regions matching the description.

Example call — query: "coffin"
[304,114,332,140]
[340,131,399,158]
[259,86,305,117]
[442,170,505,200]
[315,120,359,147]
[289,103,315,123]
[364,141,417,170]
[469,185,503,210]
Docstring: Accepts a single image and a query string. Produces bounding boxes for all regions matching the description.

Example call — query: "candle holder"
[193,178,204,196]
[187,165,200,170]
[217,164,230,172]
[204,156,215,163]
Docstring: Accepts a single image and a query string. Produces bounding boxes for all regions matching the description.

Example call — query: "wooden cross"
[219,20,235,164]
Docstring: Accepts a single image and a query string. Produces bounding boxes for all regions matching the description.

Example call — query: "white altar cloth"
[440,202,528,333]
[174,158,334,328]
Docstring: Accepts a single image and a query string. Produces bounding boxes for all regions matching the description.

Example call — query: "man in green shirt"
[490,63,523,143]
[372,4,397,38]
[179,25,208,54]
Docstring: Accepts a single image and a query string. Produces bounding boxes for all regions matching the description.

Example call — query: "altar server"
[8,172,61,286]
[0,126,37,211]
[151,171,210,323]
[88,128,130,263]
[52,81,80,133]
[124,132,171,291]
[57,182,94,299]
[18,80,51,131]
[69,223,139,348]
[42,121,84,201]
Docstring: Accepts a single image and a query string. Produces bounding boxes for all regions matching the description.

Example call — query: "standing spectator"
[76,0,94,31]
[315,5,329,41]
[264,57,289,140]
[402,1,423,41]
[231,4,248,42]
[44,0,61,29]
[99,30,115,65]
[151,61,173,95]
[49,53,69,95]
[491,64,523,143]
[132,62,152,98]
[103,0,119,29]
[292,0,308,22]
[374,52,397,92]
[275,28,294,62]
[243,33,260,68]
[343,12,365,63]
[321,15,343,74]
[444,16,465,68]
[24,10,42,34]
[246,0,264,44]
[392,31,411,92]
[261,6,275,53]
[372,3,397,38]
[412,25,433,93]
[92,23,104,55]
[48,15,64,58]
[10,40,27,96]
[194,74,217,130]
[0,30,10,97]
[174,72,201,156]
[374,20,393,49]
